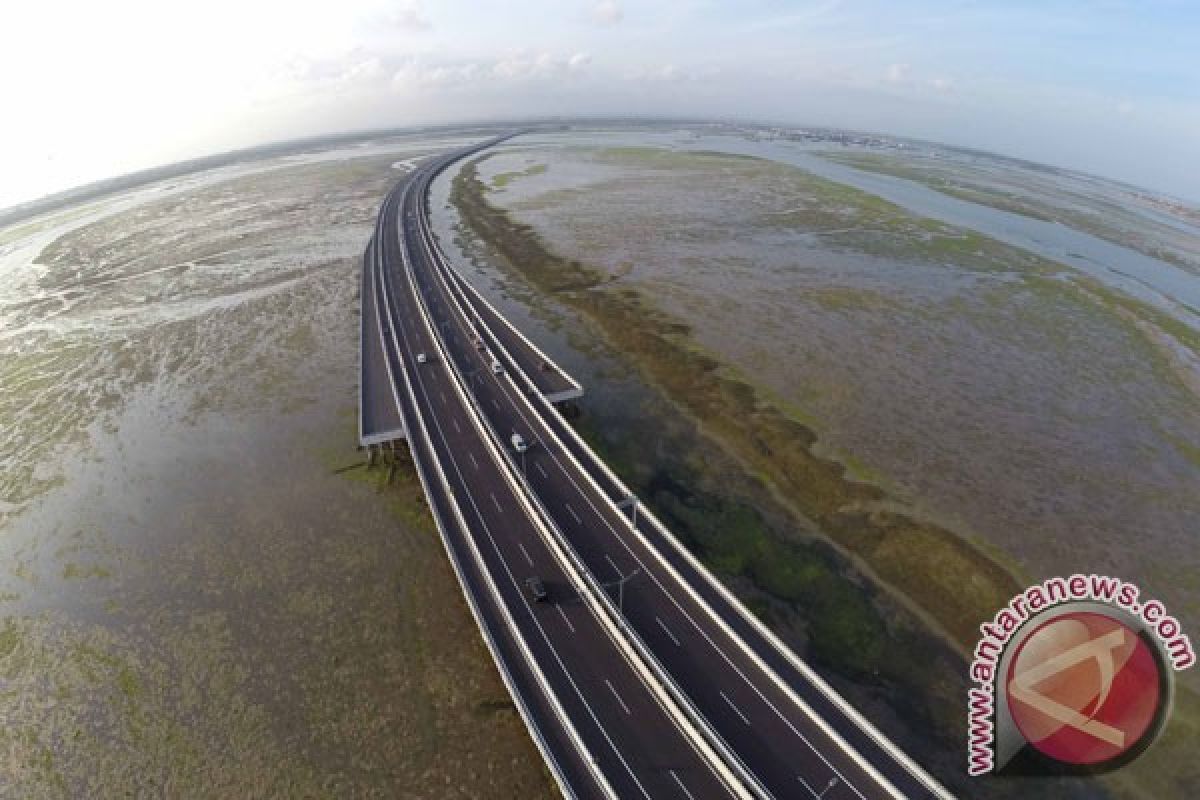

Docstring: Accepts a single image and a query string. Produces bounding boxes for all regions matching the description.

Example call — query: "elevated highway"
[361,133,955,800]
[366,143,747,800]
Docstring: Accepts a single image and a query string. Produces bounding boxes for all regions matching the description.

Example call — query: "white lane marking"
[670,770,698,800]
[518,542,533,566]
[439,391,447,406]
[605,679,632,715]
[493,398,500,410]
[452,418,460,434]
[535,462,548,479]
[564,502,582,525]
[468,452,479,470]
[798,776,819,798]
[657,616,682,647]
[490,492,503,513]
[556,605,576,634]
[604,553,623,579]
[720,691,752,726]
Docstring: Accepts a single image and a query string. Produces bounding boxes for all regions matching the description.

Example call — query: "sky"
[3,0,1199,209]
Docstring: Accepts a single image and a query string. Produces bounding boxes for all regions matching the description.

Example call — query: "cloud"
[340,57,384,84]
[623,63,713,84]
[391,50,590,93]
[392,59,479,91]
[881,65,955,94]
[1116,101,1134,116]
[271,50,391,93]
[492,50,591,80]
[591,1,623,26]
[387,1,431,31]
[885,63,910,84]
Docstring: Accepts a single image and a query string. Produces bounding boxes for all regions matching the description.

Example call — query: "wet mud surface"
[0,143,554,798]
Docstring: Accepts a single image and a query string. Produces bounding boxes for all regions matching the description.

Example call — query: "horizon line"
[2,114,1196,227]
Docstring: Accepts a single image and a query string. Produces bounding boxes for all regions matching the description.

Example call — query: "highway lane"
[437,259,951,800]
[374,171,744,800]
[402,140,951,800]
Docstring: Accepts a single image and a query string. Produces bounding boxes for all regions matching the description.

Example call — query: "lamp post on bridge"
[801,777,839,799]
[618,495,640,528]
[602,566,641,615]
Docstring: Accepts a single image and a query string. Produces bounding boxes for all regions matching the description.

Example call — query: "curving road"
[362,133,956,800]
[367,141,745,800]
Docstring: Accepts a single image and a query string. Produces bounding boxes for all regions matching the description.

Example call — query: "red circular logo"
[1005,611,1165,766]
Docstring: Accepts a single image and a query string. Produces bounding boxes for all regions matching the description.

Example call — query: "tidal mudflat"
[0,141,553,797]
[438,129,1199,800]
[820,147,1200,278]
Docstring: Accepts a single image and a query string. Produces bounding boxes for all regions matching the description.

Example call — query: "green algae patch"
[61,562,112,581]
[652,480,887,674]
[0,618,21,661]
[491,163,547,190]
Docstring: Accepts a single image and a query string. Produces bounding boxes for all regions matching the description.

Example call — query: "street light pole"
[604,568,640,615]
[618,495,640,528]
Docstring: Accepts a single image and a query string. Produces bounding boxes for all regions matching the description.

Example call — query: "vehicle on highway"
[491,359,504,375]
[416,352,428,364]
[525,576,548,602]
[511,432,529,453]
